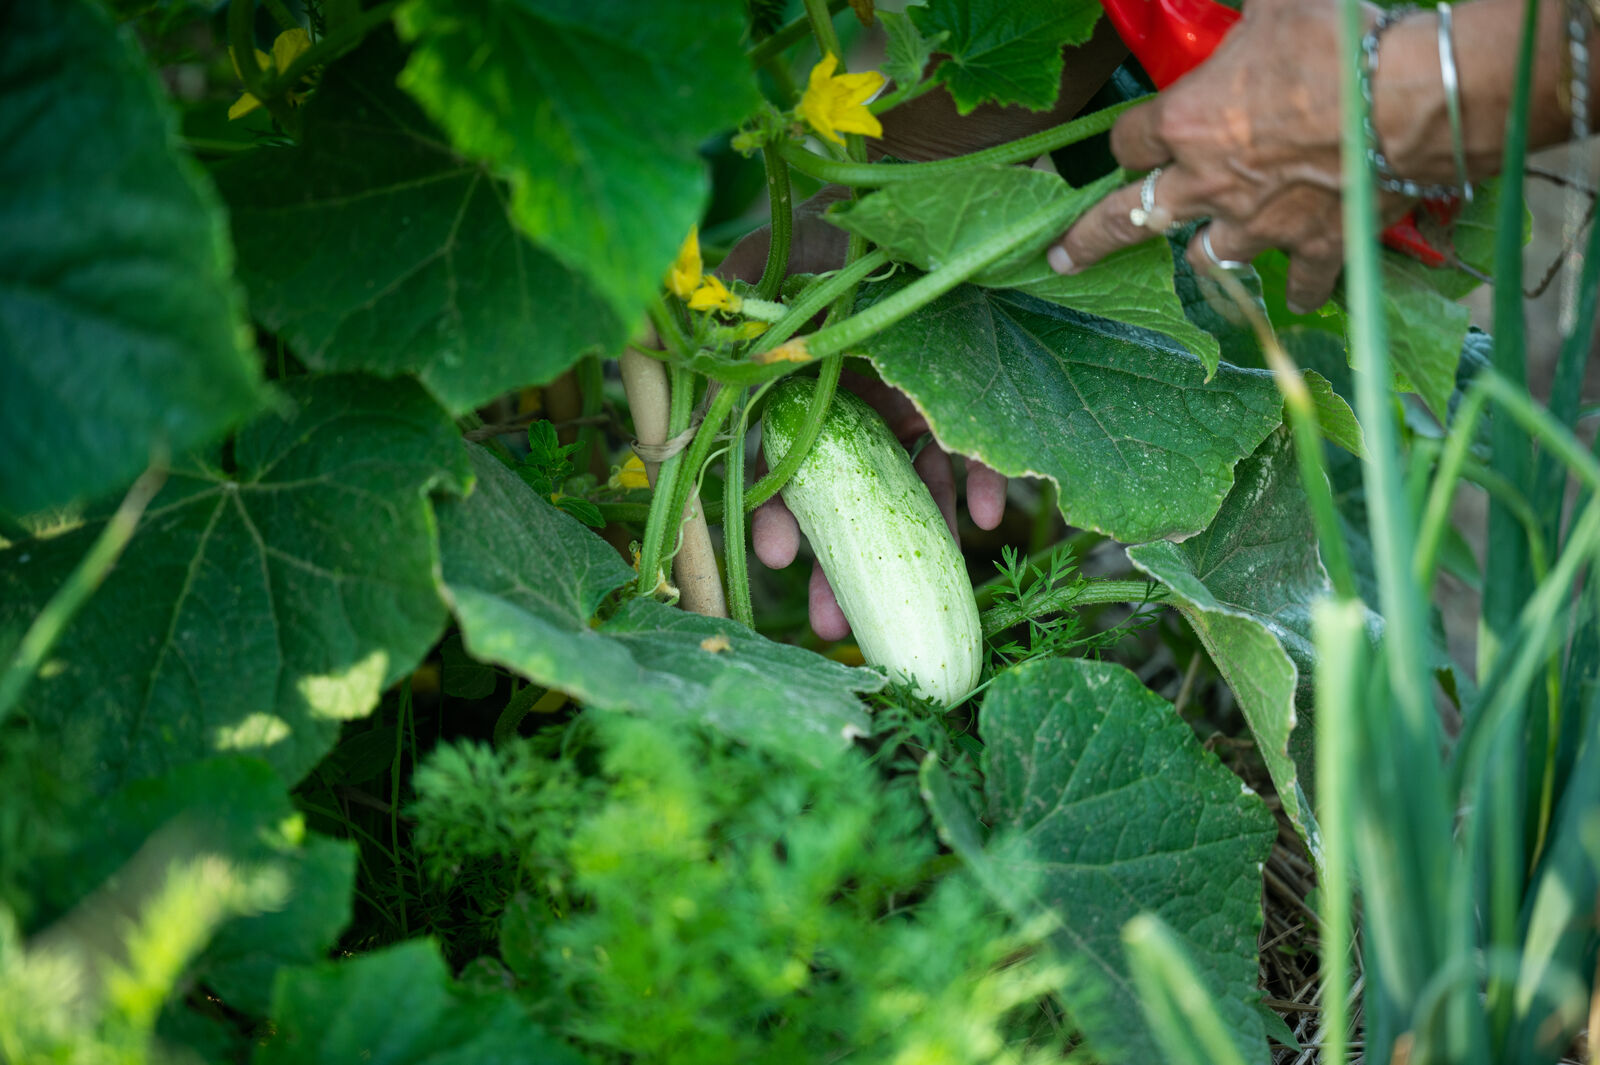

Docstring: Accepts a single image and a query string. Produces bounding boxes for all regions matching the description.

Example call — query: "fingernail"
[1047,244,1076,275]
[1286,299,1311,316]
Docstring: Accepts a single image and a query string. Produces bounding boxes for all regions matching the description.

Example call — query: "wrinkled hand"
[720,205,1008,641]
[1051,0,1401,312]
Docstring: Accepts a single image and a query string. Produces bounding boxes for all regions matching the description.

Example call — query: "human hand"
[1050,0,1405,312]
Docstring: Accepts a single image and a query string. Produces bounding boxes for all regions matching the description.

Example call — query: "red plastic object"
[1097,0,1458,267]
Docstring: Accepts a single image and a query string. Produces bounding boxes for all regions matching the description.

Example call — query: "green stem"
[1313,599,1368,1065]
[266,0,400,98]
[228,0,297,131]
[262,0,298,32]
[757,142,794,302]
[802,0,844,62]
[635,366,696,596]
[801,171,1122,363]
[1028,481,1059,557]
[656,386,742,584]
[747,0,847,65]
[980,580,1167,638]
[777,100,1142,186]
[0,465,167,724]
[752,249,890,354]
[744,354,844,510]
[574,353,605,475]
[1415,389,1488,591]
[723,393,756,627]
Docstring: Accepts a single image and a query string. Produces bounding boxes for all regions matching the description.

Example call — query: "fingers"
[1107,98,1171,172]
[1183,220,1261,278]
[965,458,1007,531]
[914,442,959,537]
[808,564,851,641]
[1282,250,1343,315]
[751,496,800,569]
[1052,165,1211,275]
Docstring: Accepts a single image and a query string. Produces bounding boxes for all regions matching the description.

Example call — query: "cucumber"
[761,378,983,705]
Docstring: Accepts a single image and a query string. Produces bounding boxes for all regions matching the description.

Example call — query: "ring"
[1199,225,1250,272]
[1129,167,1162,228]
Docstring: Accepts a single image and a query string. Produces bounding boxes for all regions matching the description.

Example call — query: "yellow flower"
[667,227,703,300]
[798,53,884,147]
[687,274,741,313]
[752,336,813,365]
[229,28,313,120]
[614,454,651,490]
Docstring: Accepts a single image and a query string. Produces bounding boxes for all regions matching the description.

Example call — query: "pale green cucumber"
[761,378,983,705]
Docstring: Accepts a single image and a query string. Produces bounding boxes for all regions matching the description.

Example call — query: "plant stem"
[723,393,756,627]
[980,580,1167,638]
[1209,268,1356,599]
[1314,599,1368,1065]
[758,142,794,302]
[262,0,298,32]
[0,464,167,724]
[800,172,1121,363]
[752,249,890,354]
[777,100,1142,186]
[659,385,742,576]
[266,0,400,98]
[634,364,695,597]
[747,0,847,65]
[802,0,844,62]
[745,354,844,509]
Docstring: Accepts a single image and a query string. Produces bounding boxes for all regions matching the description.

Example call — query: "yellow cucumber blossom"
[613,454,651,490]
[687,274,741,313]
[667,227,703,300]
[229,27,313,120]
[798,53,884,147]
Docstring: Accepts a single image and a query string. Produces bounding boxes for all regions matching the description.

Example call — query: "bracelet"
[1436,3,1473,202]
[1360,5,1465,200]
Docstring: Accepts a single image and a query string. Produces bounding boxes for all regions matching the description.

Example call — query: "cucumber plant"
[0,1,1593,1064]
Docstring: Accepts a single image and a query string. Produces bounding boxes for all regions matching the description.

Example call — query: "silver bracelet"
[1436,3,1473,202]
[1360,5,1465,200]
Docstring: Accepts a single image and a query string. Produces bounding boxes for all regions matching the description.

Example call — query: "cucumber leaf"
[26,757,354,1019]
[394,0,762,325]
[910,0,1103,113]
[215,37,624,414]
[437,446,876,761]
[1128,428,1340,846]
[924,657,1276,1065]
[830,169,1220,372]
[256,939,581,1065]
[0,376,471,792]
[0,0,265,515]
[858,281,1282,543]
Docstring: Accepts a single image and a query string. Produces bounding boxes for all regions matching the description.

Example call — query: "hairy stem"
[980,580,1167,638]
[758,142,794,302]
[0,465,168,723]
[778,100,1142,186]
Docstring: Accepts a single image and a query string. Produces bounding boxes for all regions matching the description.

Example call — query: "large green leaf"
[215,38,623,414]
[438,446,877,761]
[0,375,471,792]
[1127,429,1332,843]
[830,168,1220,371]
[911,0,1103,113]
[394,0,762,323]
[925,657,1275,1065]
[858,282,1282,542]
[26,757,354,1019]
[257,939,584,1065]
[0,0,265,516]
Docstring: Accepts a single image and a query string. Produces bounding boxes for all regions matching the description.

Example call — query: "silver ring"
[1199,225,1250,272]
[1129,167,1162,228]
